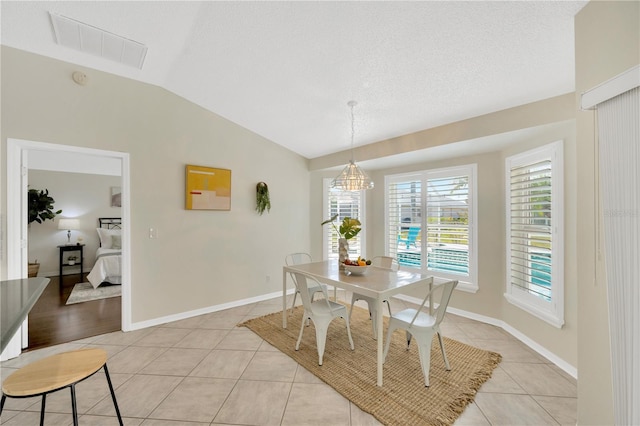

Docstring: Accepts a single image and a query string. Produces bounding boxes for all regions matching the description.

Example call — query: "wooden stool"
[0,348,122,426]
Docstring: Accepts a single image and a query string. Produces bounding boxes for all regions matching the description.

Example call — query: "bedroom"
[26,166,122,348]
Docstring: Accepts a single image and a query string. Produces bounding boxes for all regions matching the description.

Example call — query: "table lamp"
[58,218,80,245]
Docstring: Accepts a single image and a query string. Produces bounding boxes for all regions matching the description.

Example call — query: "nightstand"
[58,244,85,286]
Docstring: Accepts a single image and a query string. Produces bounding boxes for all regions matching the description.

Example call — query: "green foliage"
[321,214,361,240]
[256,182,271,215]
[28,188,62,224]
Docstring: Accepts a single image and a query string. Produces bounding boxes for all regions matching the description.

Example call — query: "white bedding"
[87,247,122,289]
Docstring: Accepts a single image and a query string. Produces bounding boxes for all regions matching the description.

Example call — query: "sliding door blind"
[509,160,553,301]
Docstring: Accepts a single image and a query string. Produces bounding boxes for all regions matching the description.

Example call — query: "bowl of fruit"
[343,257,371,275]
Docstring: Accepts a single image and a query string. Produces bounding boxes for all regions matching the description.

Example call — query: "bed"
[87,218,122,289]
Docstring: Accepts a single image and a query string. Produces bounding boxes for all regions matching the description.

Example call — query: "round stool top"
[2,348,107,397]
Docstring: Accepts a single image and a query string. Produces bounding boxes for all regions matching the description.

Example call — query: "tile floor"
[1,291,577,425]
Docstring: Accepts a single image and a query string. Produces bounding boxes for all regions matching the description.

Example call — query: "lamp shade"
[58,218,80,230]
[331,161,374,191]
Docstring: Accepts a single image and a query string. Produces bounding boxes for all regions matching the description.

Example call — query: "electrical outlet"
[149,228,157,239]
[266,275,270,283]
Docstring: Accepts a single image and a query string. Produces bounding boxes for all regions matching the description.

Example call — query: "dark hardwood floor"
[27,273,121,351]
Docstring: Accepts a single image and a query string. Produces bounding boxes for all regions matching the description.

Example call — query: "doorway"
[5,138,131,357]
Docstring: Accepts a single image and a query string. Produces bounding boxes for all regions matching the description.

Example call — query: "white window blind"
[385,165,477,291]
[505,141,563,328]
[508,159,553,300]
[426,175,470,276]
[322,179,364,260]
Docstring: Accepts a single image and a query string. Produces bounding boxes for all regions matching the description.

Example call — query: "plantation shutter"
[426,176,470,276]
[325,188,362,259]
[387,178,422,265]
[508,159,552,300]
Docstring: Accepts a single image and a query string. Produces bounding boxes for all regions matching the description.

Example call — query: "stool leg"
[70,385,78,426]
[103,364,123,425]
[40,394,46,426]
[1,394,6,416]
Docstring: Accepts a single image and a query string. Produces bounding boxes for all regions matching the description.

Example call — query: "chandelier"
[331,101,374,191]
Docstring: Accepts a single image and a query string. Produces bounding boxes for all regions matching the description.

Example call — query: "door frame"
[5,138,131,354]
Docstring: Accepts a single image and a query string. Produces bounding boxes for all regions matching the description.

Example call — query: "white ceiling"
[1,1,587,160]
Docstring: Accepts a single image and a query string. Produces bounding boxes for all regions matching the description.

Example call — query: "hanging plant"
[256,182,271,215]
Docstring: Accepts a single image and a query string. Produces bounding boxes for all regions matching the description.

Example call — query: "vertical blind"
[508,160,553,301]
[597,86,640,426]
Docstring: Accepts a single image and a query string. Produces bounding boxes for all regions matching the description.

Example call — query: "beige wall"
[575,1,639,424]
[1,46,311,324]
[311,113,578,370]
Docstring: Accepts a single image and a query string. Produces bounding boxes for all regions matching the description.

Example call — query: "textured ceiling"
[1,1,587,160]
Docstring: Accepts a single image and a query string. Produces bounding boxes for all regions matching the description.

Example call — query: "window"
[385,165,477,292]
[505,141,564,328]
[322,179,365,260]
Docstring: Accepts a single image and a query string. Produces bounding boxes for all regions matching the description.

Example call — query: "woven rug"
[65,282,121,305]
[240,305,501,426]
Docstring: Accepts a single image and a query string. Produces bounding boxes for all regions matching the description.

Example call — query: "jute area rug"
[240,305,501,426]
[65,282,121,305]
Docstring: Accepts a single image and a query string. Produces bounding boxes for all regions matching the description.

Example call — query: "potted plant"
[67,255,77,266]
[321,214,361,266]
[27,188,62,276]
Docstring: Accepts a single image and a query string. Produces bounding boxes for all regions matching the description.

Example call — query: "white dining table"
[282,259,433,386]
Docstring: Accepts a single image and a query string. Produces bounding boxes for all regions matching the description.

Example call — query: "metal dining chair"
[383,279,458,387]
[285,253,326,315]
[348,256,398,339]
[292,272,354,365]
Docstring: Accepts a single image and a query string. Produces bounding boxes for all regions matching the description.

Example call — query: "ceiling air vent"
[49,12,147,69]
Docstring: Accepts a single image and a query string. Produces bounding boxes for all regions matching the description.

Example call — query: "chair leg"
[295,315,307,351]
[0,394,6,416]
[103,364,124,425]
[289,291,298,314]
[343,315,355,350]
[416,340,433,387]
[437,331,451,371]
[39,394,46,426]
[405,330,412,349]
[70,385,78,426]
[315,324,328,366]
[383,322,398,361]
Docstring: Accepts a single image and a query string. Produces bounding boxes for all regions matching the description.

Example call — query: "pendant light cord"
[348,100,357,162]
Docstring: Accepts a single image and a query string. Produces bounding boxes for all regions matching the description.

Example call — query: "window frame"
[384,164,478,292]
[504,141,564,328]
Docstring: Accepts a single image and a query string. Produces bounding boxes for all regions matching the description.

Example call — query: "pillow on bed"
[97,228,121,249]
[111,234,122,249]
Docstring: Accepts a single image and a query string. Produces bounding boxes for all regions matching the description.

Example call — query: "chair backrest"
[286,253,312,289]
[292,272,330,313]
[410,280,458,326]
[407,227,420,242]
[285,252,312,266]
[371,256,399,271]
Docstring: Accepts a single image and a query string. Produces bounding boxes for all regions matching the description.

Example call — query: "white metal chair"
[348,256,398,339]
[292,272,354,365]
[383,279,458,387]
[285,253,326,315]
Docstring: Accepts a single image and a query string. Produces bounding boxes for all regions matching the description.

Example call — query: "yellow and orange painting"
[185,165,231,210]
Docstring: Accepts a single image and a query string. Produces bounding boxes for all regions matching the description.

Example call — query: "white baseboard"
[126,288,577,380]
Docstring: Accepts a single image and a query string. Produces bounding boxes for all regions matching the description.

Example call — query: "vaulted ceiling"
[1,1,587,160]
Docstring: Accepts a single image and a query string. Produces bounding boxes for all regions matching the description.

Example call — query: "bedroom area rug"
[65,282,121,305]
[240,305,501,426]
